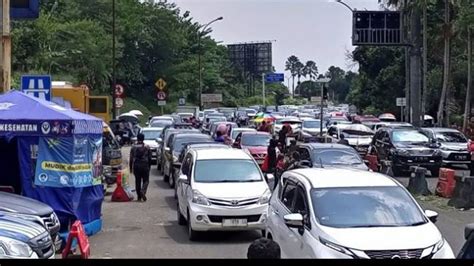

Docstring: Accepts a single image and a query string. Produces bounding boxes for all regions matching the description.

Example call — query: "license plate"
[152,152,157,156]
[222,219,248,227]
[257,160,264,164]
[455,155,468,160]
[109,158,122,165]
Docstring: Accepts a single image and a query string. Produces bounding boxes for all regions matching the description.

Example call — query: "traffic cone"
[111,170,131,202]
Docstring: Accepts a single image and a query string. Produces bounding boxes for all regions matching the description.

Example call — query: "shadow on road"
[164,196,177,211]
[154,178,171,190]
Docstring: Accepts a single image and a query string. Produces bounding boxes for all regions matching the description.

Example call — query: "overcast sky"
[172,0,381,79]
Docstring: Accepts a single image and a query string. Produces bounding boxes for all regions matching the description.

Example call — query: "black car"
[0,191,62,252]
[163,133,212,188]
[157,124,197,172]
[297,143,369,171]
[369,127,442,176]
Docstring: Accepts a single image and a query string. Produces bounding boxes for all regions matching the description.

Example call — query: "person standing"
[278,125,289,153]
[266,139,278,174]
[258,121,268,132]
[215,131,225,143]
[129,133,151,202]
[337,134,350,146]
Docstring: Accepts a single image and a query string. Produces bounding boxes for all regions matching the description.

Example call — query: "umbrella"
[118,112,139,123]
[254,113,276,123]
[129,110,144,116]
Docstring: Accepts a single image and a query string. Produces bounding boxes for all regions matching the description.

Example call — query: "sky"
[171,0,382,79]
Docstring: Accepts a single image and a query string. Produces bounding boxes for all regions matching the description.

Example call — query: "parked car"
[0,191,61,252]
[148,116,174,128]
[102,122,122,185]
[233,132,272,166]
[369,127,442,176]
[421,128,470,168]
[175,148,272,240]
[266,168,455,258]
[0,213,55,259]
[370,122,414,131]
[163,133,213,187]
[326,124,374,157]
[296,143,369,171]
[273,117,301,136]
[457,223,474,259]
[156,124,198,172]
[141,127,163,164]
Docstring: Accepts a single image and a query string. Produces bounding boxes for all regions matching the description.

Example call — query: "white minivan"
[266,168,455,259]
[175,148,272,241]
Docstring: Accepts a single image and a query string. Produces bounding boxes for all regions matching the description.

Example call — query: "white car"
[176,148,272,241]
[141,127,163,163]
[230,127,256,143]
[266,168,455,259]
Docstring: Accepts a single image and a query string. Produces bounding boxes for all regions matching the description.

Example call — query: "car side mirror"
[165,147,170,152]
[465,224,474,240]
[265,173,275,183]
[146,122,149,126]
[425,210,438,223]
[178,174,189,185]
[233,142,240,148]
[284,213,304,234]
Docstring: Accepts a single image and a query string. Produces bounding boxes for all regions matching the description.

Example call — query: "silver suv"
[421,128,470,167]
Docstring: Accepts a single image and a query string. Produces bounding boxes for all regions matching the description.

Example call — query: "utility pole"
[111,0,117,120]
[463,28,472,132]
[262,73,266,107]
[421,0,428,121]
[0,0,11,93]
[409,7,423,127]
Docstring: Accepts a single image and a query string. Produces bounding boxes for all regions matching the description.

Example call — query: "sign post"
[396,97,406,122]
[21,75,52,101]
[263,73,284,108]
[155,78,167,115]
[315,78,331,137]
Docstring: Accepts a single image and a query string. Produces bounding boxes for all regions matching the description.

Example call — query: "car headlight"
[0,236,33,258]
[319,237,357,258]
[431,238,445,255]
[394,149,410,156]
[191,190,210,206]
[258,189,271,204]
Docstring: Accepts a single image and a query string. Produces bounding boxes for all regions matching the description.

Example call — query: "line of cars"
[147,108,459,258]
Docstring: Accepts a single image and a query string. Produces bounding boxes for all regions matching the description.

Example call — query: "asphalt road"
[89,148,472,258]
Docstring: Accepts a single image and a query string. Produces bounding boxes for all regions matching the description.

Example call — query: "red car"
[233,131,272,166]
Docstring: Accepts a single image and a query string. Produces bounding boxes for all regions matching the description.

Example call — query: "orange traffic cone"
[111,171,131,202]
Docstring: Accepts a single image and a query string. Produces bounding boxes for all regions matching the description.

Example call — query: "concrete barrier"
[448,175,474,210]
[407,166,431,196]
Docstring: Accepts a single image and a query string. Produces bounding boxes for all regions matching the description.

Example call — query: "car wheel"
[177,204,186,225]
[187,210,199,241]
[169,172,175,188]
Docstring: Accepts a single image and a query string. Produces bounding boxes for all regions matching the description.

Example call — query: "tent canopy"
[0,91,102,137]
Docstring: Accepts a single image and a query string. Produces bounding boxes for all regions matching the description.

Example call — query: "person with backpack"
[129,133,152,202]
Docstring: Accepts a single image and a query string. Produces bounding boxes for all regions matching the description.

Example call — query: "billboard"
[352,11,403,46]
[228,42,272,77]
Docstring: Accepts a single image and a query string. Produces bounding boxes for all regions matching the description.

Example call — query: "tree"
[294,61,305,95]
[285,55,301,98]
[303,60,318,81]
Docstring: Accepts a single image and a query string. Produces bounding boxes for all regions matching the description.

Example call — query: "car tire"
[177,204,186,226]
[187,210,199,241]
[169,172,175,188]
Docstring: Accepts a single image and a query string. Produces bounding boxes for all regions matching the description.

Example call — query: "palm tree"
[285,55,301,97]
[303,60,318,81]
[294,61,304,95]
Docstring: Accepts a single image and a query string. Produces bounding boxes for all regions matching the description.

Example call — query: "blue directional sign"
[21,75,52,101]
[265,73,285,83]
[11,0,39,20]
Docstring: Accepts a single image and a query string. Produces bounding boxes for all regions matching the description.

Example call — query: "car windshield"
[232,129,252,139]
[392,130,429,143]
[241,134,270,146]
[150,120,173,128]
[312,149,363,165]
[436,131,467,143]
[142,130,161,140]
[311,186,427,228]
[194,159,262,183]
[173,136,211,152]
[209,117,226,123]
[303,120,321,128]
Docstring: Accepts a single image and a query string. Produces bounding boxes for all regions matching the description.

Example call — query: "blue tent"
[0,91,104,237]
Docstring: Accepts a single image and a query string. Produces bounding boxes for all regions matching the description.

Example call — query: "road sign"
[158,100,166,106]
[157,91,166,101]
[353,11,402,46]
[310,96,322,103]
[265,73,284,83]
[396,97,406,107]
[115,98,123,108]
[155,78,167,91]
[114,84,124,97]
[201,93,223,103]
[21,75,52,101]
[178,97,186,106]
[11,0,40,19]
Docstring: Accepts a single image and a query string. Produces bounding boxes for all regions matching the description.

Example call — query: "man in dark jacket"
[337,134,350,146]
[129,133,152,202]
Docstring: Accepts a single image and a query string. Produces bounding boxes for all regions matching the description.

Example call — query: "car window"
[182,154,192,176]
[435,131,467,143]
[312,149,363,165]
[298,147,311,161]
[241,134,270,147]
[194,159,262,182]
[281,181,297,210]
[392,130,429,143]
[142,130,161,140]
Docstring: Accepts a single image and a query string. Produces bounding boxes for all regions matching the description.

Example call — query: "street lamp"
[111,0,117,119]
[198,16,223,110]
[334,0,354,12]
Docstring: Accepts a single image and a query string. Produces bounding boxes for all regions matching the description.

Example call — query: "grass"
[415,194,453,211]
